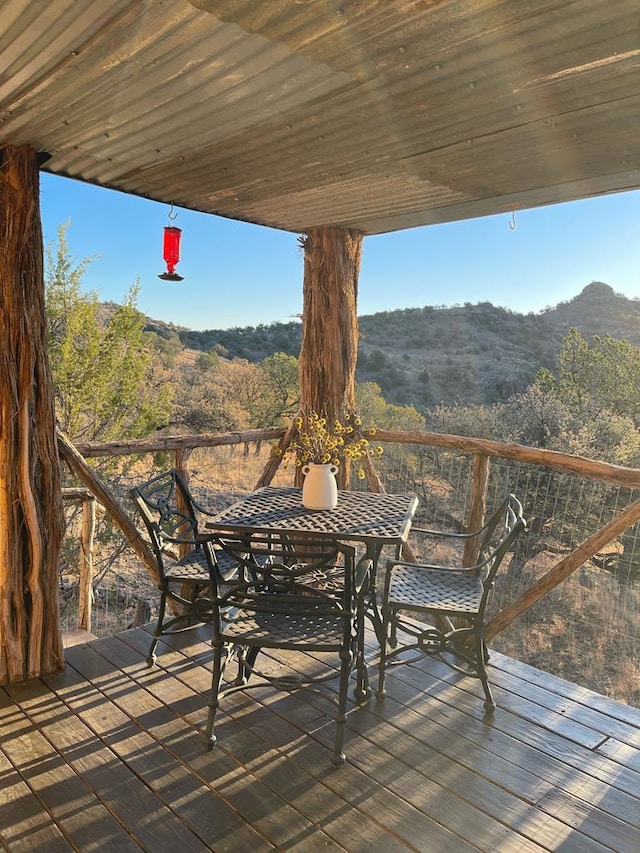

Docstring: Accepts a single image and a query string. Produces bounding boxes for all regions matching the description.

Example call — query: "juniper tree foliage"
[529,329,640,466]
[260,352,299,422]
[45,224,172,443]
[552,328,640,425]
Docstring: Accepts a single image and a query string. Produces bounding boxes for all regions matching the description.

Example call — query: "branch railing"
[57,427,640,683]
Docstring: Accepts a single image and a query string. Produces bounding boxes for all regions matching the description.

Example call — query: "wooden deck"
[1,623,639,853]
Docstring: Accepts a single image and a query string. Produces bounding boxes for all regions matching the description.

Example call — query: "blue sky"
[40,172,640,331]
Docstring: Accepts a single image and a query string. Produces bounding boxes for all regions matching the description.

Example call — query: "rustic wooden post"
[0,144,65,684]
[77,496,97,632]
[175,447,192,559]
[297,227,363,488]
[463,453,490,566]
[175,447,190,484]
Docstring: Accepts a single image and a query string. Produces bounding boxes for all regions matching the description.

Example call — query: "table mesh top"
[207,486,418,544]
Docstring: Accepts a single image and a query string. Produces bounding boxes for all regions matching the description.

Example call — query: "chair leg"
[147,589,167,666]
[376,604,390,700]
[205,640,228,749]
[353,594,370,703]
[234,645,260,685]
[474,625,495,713]
[332,647,352,766]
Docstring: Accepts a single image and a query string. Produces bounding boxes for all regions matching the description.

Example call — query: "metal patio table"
[205,485,419,643]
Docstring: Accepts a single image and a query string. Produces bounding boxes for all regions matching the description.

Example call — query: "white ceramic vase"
[301,463,338,510]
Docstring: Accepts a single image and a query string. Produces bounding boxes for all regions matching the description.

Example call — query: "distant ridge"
[139,282,640,411]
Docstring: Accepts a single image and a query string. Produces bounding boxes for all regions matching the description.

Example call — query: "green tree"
[552,329,640,423]
[46,224,172,442]
[499,384,571,449]
[356,381,425,431]
[260,352,299,420]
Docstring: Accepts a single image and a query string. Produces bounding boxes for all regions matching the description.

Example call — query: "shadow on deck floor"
[1,622,639,852]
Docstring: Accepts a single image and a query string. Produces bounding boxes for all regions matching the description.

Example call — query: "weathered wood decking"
[1,623,639,852]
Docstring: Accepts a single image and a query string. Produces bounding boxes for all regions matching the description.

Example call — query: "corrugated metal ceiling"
[1,0,639,234]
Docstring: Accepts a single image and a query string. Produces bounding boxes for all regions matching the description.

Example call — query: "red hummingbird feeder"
[158,206,184,281]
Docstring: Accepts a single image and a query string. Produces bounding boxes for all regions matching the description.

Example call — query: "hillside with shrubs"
[149,281,640,412]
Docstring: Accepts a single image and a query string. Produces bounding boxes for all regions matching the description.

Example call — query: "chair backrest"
[476,494,522,560]
[205,531,362,623]
[129,470,201,574]
[477,494,526,607]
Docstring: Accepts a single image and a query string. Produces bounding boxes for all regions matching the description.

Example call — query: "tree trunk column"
[298,227,363,487]
[0,144,64,683]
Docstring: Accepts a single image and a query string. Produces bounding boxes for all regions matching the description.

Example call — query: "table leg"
[363,543,386,646]
[353,582,371,702]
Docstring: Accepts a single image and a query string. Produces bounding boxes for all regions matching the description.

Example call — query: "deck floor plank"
[7,674,205,853]
[537,787,640,852]
[60,645,290,851]
[66,632,353,852]
[340,700,616,853]
[489,651,640,730]
[408,656,640,808]
[125,629,539,851]
[383,657,640,793]
[143,624,640,851]
[143,627,636,853]
[1,624,639,852]
[0,696,74,853]
[1,683,143,853]
[373,655,640,834]
[113,630,431,851]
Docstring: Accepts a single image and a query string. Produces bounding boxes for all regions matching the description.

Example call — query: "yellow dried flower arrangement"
[281,410,383,479]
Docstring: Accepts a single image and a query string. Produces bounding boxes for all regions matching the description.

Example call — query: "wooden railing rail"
[372,429,640,488]
[72,427,285,459]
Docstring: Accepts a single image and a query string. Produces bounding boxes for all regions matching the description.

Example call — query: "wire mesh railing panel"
[187,443,293,510]
[374,443,640,706]
[359,443,473,532]
[58,495,158,641]
[481,458,640,705]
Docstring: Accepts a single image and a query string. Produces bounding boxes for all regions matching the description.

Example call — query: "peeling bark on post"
[175,448,192,560]
[0,144,64,684]
[298,227,363,487]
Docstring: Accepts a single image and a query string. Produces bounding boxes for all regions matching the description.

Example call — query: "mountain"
[357,282,640,408]
[143,282,640,411]
[545,281,640,340]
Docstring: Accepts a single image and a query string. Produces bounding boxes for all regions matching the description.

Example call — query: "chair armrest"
[386,558,477,575]
[410,526,479,541]
[189,493,225,518]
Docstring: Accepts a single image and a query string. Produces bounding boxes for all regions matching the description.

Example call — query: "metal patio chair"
[129,470,238,666]
[203,532,372,765]
[377,494,526,712]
